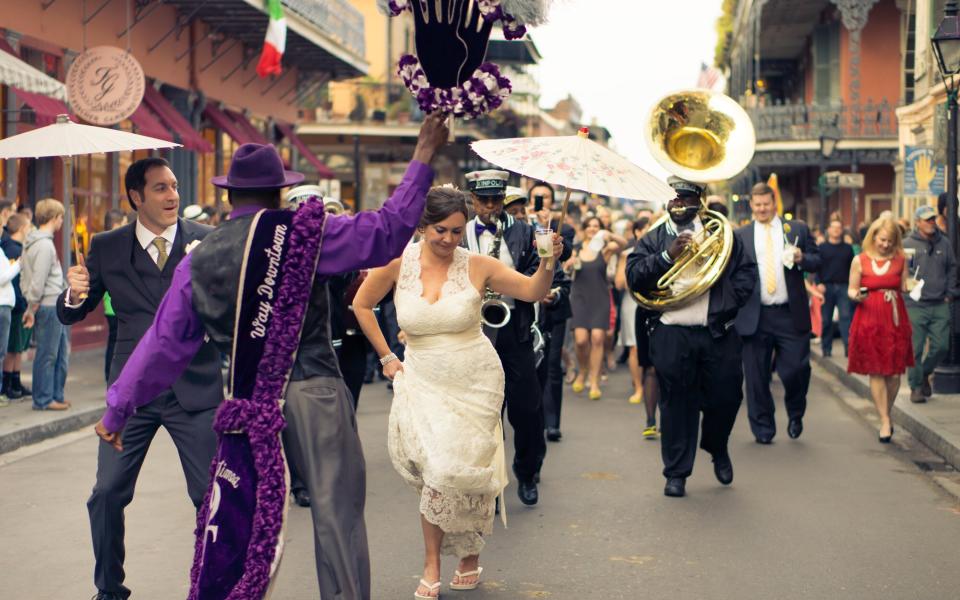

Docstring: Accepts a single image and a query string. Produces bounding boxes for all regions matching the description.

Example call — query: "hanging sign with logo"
[904,146,946,197]
[66,46,145,126]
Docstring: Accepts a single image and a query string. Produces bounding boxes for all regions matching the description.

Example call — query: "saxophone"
[480,219,511,329]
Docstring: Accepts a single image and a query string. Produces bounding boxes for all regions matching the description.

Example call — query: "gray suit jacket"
[56,217,223,411]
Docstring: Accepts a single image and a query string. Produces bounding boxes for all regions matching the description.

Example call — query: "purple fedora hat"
[212,143,305,190]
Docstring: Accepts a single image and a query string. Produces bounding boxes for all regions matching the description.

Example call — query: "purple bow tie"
[475,221,497,236]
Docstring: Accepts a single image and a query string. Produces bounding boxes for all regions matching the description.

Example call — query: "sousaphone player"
[627,90,758,498]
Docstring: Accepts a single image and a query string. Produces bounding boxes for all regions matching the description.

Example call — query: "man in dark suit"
[463,170,571,506]
[57,157,223,600]
[527,181,576,443]
[627,177,756,498]
[734,182,821,444]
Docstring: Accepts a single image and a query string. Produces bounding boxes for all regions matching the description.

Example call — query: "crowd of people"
[3,113,949,600]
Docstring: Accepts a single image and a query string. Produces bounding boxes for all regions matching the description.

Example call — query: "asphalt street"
[2,364,959,599]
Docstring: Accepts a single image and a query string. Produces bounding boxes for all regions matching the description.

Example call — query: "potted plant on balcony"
[387,98,412,124]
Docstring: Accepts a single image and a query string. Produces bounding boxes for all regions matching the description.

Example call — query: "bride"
[354,187,561,599]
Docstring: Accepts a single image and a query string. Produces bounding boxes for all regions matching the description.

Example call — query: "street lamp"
[818,127,841,231]
[932,0,960,393]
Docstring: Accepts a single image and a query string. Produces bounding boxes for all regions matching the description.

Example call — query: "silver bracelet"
[379,353,398,366]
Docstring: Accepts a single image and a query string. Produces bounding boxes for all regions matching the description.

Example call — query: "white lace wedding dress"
[388,242,508,558]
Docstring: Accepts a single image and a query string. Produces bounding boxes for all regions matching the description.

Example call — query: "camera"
[533,194,544,212]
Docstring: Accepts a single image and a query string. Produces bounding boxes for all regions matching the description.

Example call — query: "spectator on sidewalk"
[847,215,914,443]
[0,202,20,407]
[903,204,958,403]
[2,213,30,400]
[816,218,855,357]
[21,199,68,411]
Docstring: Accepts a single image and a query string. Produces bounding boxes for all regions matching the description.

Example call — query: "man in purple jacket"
[93,113,448,599]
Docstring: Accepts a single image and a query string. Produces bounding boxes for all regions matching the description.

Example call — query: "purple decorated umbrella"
[381,0,551,119]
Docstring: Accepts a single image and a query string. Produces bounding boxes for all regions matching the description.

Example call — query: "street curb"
[0,405,103,455]
[812,353,960,472]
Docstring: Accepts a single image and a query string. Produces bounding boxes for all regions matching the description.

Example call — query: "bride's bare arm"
[478,233,563,302]
[354,259,401,361]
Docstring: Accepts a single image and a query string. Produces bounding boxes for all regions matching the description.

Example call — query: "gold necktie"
[152,237,168,271]
[764,223,777,295]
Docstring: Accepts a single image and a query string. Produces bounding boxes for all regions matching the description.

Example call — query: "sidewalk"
[812,338,960,472]
[0,348,108,454]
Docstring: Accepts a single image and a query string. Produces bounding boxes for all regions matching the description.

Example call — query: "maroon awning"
[203,104,254,145]
[142,85,212,153]
[275,122,335,180]
[225,109,269,146]
[128,103,174,142]
[11,87,70,127]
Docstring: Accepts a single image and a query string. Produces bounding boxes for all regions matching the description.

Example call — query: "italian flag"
[256,0,286,78]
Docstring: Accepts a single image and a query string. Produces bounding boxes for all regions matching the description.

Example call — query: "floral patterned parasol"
[471,128,675,202]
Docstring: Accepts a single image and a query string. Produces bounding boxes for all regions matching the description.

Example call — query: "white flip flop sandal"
[415,579,441,599]
[449,566,483,591]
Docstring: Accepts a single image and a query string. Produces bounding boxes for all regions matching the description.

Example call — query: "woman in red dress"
[847,215,914,443]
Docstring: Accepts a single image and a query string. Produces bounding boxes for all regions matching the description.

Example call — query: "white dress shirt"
[65,219,178,308]
[660,217,710,327]
[753,216,789,305]
[135,219,177,265]
[468,216,515,307]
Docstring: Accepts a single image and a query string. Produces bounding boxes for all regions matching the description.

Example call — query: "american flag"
[697,63,726,92]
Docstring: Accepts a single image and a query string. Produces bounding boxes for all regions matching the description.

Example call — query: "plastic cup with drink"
[536,227,555,270]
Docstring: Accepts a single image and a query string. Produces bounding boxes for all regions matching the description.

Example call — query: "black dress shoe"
[292,489,311,507]
[787,417,803,440]
[712,452,733,485]
[755,434,774,445]
[533,471,540,484]
[517,479,538,506]
[545,427,562,442]
[663,477,686,497]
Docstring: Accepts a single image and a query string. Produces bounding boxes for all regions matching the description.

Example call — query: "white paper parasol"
[471,128,675,211]
[0,114,180,159]
[0,114,180,281]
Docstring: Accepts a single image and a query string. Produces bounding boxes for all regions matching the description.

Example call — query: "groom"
[463,170,571,506]
[94,114,449,598]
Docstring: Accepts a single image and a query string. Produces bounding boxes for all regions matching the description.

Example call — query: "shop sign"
[904,146,946,197]
[66,46,145,126]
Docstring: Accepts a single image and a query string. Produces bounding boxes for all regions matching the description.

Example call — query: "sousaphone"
[633,89,756,311]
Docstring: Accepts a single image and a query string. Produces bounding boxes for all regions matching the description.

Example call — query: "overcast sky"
[530,0,724,179]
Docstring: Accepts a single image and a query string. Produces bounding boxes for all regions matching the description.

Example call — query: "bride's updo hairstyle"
[419,186,469,230]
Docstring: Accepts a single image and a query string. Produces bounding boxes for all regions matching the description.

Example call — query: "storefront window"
[72,153,112,254]
[198,128,218,207]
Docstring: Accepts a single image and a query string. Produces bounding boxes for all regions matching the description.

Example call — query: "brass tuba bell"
[633,89,756,311]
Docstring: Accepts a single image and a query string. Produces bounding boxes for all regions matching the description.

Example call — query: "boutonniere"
[185,240,201,254]
[783,223,792,235]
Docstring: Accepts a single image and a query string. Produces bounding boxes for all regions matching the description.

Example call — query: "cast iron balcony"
[282,0,366,59]
[748,99,897,143]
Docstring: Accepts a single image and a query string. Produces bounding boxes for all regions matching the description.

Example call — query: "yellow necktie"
[764,223,777,295]
[152,237,168,271]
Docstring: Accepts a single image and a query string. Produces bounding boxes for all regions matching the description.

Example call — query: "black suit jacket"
[734,219,821,336]
[465,215,568,343]
[57,218,223,411]
[627,219,757,338]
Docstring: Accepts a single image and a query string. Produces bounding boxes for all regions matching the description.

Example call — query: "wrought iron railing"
[282,0,366,59]
[747,100,897,142]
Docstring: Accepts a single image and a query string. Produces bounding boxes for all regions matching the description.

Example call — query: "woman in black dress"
[568,216,626,400]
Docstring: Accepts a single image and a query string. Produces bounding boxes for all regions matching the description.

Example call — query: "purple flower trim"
[501,14,527,40]
[397,55,512,119]
[188,200,327,600]
[387,0,409,16]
